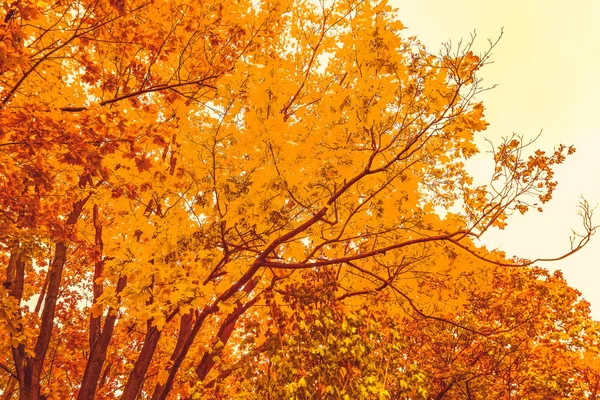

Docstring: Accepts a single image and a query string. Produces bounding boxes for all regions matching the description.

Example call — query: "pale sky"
[391,0,600,318]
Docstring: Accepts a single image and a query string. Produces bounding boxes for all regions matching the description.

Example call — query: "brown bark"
[89,204,104,349]
[5,245,26,399]
[4,241,24,300]
[152,277,260,399]
[6,242,26,396]
[435,381,454,400]
[151,311,194,400]
[16,196,88,400]
[10,343,25,400]
[78,275,127,400]
[33,267,49,315]
[150,307,217,400]
[19,243,66,400]
[120,325,161,400]
[195,296,258,381]
[1,376,17,400]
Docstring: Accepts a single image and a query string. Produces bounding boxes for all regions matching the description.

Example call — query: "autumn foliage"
[0,0,598,399]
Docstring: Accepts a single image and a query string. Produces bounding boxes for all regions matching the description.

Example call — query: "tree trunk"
[152,278,260,400]
[78,275,127,399]
[16,197,88,400]
[120,326,161,400]
[151,311,194,400]
[1,376,17,400]
[195,296,258,381]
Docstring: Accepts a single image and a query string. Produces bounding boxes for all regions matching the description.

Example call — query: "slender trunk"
[11,344,25,400]
[170,312,195,371]
[78,275,127,400]
[78,205,123,399]
[4,241,25,300]
[435,381,454,400]
[6,245,26,394]
[151,308,215,400]
[17,197,88,400]
[5,243,33,400]
[151,311,194,400]
[33,266,50,315]
[152,279,259,400]
[19,363,39,400]
[120,325,161,400]
[196,296,258,381]
[1,376,17,400]
[19,241,68,400]
[89,204,104,349]
[99,362,111,388]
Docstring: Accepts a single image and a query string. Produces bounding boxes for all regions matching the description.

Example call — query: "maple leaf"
[134,155,153,172]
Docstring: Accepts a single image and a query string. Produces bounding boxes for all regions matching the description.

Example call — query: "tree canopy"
[0,0,597,399]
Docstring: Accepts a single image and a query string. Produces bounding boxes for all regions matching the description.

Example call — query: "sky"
[390,0,600,317]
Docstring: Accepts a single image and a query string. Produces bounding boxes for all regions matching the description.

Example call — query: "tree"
[199,267,600,399]
[0,0,596,398]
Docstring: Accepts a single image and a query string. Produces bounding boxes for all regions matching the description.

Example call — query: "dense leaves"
[0,0,596,399]
[203,268,600,399]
